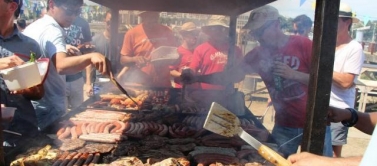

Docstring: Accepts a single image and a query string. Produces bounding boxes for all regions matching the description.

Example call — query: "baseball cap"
[202,15,229,30]
[339,3,359,23]
[243,5,279,32]
[179,22,199,33]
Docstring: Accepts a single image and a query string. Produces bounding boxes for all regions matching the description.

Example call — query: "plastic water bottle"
[273,57,283,91]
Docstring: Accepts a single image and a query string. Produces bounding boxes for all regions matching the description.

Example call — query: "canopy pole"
[227,15,237,70]
[301,0,340,155]
[110,9,120,72]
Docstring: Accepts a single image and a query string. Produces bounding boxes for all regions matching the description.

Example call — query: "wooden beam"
[301,0,340,154]
[110,9,120,72]
[90,0,275,15]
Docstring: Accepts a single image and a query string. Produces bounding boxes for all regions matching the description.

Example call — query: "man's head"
[201,15,230,43]
[292,14,312,37]
[338,3,358,32]
[105,10,112,32]
[47,0,83,27]
[243,5,281,43]
[16,18,26,31]
[179,22,200,47]
[1,0,22,19]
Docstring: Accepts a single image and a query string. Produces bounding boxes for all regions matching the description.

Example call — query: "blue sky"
[269,0,377,22]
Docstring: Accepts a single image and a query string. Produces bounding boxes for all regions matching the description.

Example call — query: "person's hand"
[327,106,352,124]
[66,44,81,56]
[133,56,148,66]
[180,68,197,84]
[273,61,297,80]
[90,53,112,76]
[11,84,45,100]
[0,55,25,69]
[288,152,332,166]
[84,83,93,97]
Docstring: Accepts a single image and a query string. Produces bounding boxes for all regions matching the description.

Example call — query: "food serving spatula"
[109,70,138,106]
[204,102,291,166]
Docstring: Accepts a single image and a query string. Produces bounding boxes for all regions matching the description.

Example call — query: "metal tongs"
[109,70,139,106]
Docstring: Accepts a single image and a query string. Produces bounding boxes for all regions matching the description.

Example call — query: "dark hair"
[340,17,352,31]
[17,19,26,29]
[51,0,83,7]
[5,0,22,18]
[293,14,312,34]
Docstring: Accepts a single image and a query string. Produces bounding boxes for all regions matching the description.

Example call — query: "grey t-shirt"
[24,15,67,129]
[64,17,92,82]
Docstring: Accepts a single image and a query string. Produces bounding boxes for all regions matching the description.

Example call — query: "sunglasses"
[60,6,81,16]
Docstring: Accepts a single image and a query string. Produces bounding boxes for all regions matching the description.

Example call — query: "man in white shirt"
[23,0,111,130]
[329,3,365,157]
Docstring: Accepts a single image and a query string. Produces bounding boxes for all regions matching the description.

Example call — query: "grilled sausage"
[58,127,71,139]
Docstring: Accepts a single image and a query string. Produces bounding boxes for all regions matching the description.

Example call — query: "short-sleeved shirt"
[330,40,364,108]
[244,36,312,128]
[170,46,194,88]
[64,17,92,82]
[0,25,41,136]
[189,42,243,90]
[24,15,67,115]
[120,24,176,87]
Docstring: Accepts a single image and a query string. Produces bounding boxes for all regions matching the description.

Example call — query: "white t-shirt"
[23,15,67,113]
[360,125,377,166]
[330,40,364,108]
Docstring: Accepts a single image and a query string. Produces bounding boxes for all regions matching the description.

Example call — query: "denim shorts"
[272,125,333,157]
[331,122,348,145]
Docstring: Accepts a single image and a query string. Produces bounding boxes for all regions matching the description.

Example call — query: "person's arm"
[170,70,181,78]
[333,45,364,89]
[332,72,356,89]
[288,152,361,166]
[328,107,377,135]
[355,112,377,135]
[53,51,108,75]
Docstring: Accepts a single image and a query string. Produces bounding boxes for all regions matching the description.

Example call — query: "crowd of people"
[0,0,375,165]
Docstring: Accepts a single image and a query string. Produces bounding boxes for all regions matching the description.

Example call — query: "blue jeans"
[32,99,65,131]
[272,125,333,158]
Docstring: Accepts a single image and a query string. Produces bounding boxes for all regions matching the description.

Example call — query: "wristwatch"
[341,108,359,127]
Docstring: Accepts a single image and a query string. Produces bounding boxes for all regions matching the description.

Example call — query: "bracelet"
[341,108,359,127]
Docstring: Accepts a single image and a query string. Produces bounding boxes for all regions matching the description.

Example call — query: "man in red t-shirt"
[170,22,200,88]
[182,6,331,157]
[188,15,243,90]
[119,11,176,87]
